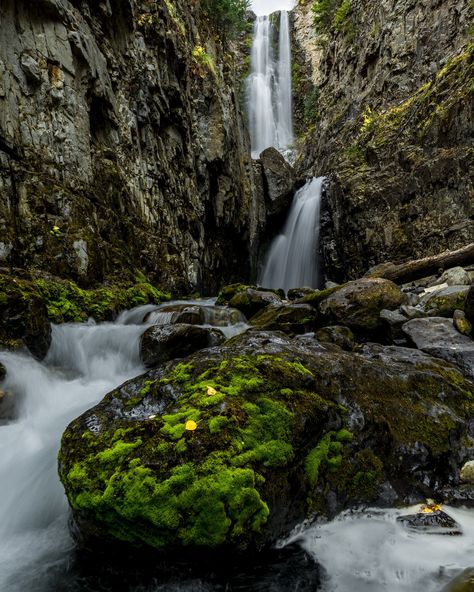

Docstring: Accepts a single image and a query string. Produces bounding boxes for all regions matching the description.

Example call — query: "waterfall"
[259,177,324,292]
[247,11,294,158]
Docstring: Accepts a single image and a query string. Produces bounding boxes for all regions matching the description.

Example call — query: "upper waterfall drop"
[247,10,294,158]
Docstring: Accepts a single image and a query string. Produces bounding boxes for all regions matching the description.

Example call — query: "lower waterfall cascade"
[259,177,324,292]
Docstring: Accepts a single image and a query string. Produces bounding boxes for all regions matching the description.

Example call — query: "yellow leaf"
[185,420,197,431]
[207,386,217,396]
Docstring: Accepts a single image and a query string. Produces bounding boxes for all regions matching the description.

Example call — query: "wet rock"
[380,309,408,343]
[402,317,474,380]
[460,461,474,485]
[422,286,469,317]
[217,284,259,305]
[229,288,282,319]
[397,506,462,535]
[249,304,317,334]
[315,325,355,351]
[465,284,474,325]
[259,147,296,217]
[0,388,15,423]
[60,331,474,558]
[454,310,472,337]
[400,305,427,320]
[430,267,472,287]
[146,304,245,328]
[442,568,474,592]
[0,363,5,380]
[318,278,405,332]
[287,287,315,301]
[0,280,51,360]
[140,324,225,368]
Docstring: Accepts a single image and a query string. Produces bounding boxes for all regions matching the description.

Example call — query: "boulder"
[315,326,355,351]
[454,310,472,337]
[396,506,462,535]
[249,304,317,334]
[59,331,474,559]
[259,147,296,217]
[140,324,225,368]
[216,284,283,306]
[460,461,474,484]
[318,278,405,332]
[146,304,244,327]
[430,267,471,287]
[402,317,474,380]
[380,309,408,343]
[442,569,474,592]
[421,285,468,316]
[0,279,51,359]
[229,289,282,319]
[465,284,474,325]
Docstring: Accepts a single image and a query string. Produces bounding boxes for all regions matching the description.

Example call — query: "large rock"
[431,267,472,287]
[259,147,296,217]
[402,317,474,380]
[421,286,469,317]
[465,284,474,325]
[318,278,405,332]
[249,304,317,334]
[229,288,282,319]
[59,331,474,559]
[0,278,51,359]
[140,324,225,368]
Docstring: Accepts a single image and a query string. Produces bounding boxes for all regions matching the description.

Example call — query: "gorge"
[0,0,473,591]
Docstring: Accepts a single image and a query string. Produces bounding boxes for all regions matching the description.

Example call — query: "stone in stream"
[140,324,225,368]
[249,303,317,333]
[229,288,282,319]
[442,568,474,592]
[460,461,474,485]
[402,317,474,380]
[59,331,474,559]
[396,505,462,535]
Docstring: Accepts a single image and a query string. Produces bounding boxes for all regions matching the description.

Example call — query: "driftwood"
[367,243,474,284]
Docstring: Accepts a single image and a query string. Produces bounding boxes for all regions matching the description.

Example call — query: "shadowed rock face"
[292,0,473,282]
[0,0,264,293]
[59,330,474,559]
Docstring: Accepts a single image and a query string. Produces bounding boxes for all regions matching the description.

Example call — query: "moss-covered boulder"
[59,331,474,559]
[318,278,405,332]
[315,326,355,351]
[229,289,282,319]
[0,275,51,359]
[249,304,317,334]
[422,286,469,317]
[216,284,283,306]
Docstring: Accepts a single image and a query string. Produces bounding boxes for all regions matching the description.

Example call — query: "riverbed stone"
[140,324,225,368]
[430,267,472,287]
[318,278,405,332]
[229,288,282,319]
[460,461,474,485]
[59,331,474,558]
[454,310,472,337]
[249,304,317,333]
[315,326,355,351]
[402,317,474,380]
[422,286,469,317]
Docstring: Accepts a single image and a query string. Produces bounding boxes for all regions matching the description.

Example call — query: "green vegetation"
[0,271,170,326]
[192,45,217,78]
[304,87,321,125]
[202,0,251,38]
[312,0,352,35]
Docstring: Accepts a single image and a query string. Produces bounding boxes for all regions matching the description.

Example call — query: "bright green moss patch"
[305,431,348,487]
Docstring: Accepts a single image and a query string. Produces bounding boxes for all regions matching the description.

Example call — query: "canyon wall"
[293,0,474,282]
[0,0,265,293]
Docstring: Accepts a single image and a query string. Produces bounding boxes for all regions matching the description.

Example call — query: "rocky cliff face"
[292,0,474,282]
[0,0,264,293]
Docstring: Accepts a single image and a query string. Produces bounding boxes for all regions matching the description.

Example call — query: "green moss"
[209,415,232,434]
[305,431,346,487]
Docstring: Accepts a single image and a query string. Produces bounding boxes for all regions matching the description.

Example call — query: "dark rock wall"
[0,0,265,293]
[292,0,474,282]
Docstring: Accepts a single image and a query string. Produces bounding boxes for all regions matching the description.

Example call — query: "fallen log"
[366,243,474,284]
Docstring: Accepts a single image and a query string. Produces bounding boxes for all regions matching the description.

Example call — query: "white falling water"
[0,313,148,592]
[259,177,324,292]
[292,506,474,592]
[247,11,294,158]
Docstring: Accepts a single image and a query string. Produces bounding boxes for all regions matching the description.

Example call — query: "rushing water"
[247,11,294,157]
[259,176,324,292]
[293,506,474,592]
